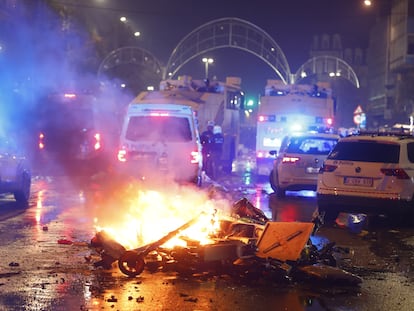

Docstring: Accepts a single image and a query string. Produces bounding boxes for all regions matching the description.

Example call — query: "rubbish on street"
[89,198,362,286]
[256,222,314,261]
[57,239,73,245]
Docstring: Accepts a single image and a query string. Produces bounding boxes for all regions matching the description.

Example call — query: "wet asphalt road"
[0,171,414,311]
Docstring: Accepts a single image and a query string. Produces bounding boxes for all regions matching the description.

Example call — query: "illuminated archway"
[164,17,292,84]
[294,56,360,88]
[97,22,361,91]
[97,46,163,92]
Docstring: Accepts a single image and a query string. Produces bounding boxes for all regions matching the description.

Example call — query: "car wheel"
[269,170,277,192]
[275,186,286,198]
[270,169,285,197]
[194,174,202,187]
[14,172,31,206]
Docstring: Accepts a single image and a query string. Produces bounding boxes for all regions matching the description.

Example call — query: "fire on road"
[0,174,413,311]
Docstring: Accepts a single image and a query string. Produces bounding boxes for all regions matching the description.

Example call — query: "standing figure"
[211,125,224,178]
[200,121,215,177]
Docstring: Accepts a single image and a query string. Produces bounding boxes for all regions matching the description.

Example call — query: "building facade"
[309,34,369,128]
[367,0,414,127]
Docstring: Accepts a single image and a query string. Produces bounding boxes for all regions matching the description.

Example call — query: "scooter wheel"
[118,251,145,277]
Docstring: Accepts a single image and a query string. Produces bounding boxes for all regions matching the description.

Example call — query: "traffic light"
[245,98,256,112]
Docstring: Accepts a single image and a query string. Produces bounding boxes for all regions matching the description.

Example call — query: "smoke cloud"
[0,2,133,172]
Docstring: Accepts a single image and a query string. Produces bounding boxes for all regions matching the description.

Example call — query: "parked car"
[269,132,339,197]
[0,134,31,205]
[317,132,414,223]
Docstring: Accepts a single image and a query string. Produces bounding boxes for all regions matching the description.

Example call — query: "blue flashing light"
[258,115,276,122]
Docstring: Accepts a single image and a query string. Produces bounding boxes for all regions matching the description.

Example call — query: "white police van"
[117,103,202,186]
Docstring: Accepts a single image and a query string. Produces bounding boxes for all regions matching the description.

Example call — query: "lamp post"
[202,57,214,79]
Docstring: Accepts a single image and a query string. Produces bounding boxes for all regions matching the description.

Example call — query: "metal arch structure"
[164,17,292,85]
[97,46,163,82]
[293,56,360,88]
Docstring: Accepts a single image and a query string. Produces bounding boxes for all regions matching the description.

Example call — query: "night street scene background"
[1,1,414,311]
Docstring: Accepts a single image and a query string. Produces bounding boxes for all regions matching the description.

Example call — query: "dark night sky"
[80,0,376,96]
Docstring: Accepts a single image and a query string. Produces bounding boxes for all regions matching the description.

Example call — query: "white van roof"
[127,103,193,115]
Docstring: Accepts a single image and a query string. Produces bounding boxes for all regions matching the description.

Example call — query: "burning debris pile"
[89,192,362,286]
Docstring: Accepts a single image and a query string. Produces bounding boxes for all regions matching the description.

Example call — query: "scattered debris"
[296,264,363,285]
[57,239,73,245]
[184,297,198,303]
[107,295,117,302]
[89,198,362,286]
[0,271,21,278]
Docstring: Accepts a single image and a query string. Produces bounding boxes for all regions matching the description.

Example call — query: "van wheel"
[14,172,31,206]
[193,175,202,187]
[269,170,277,192]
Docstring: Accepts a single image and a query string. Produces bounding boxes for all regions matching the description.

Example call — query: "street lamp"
[202,57,214,79]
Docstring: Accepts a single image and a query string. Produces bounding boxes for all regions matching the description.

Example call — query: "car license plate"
[158,157,168,166]
[343,176,373,187]
[306,167,320,174]
[133,153,151,160]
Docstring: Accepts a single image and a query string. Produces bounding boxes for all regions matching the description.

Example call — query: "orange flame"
[94,186,228,250]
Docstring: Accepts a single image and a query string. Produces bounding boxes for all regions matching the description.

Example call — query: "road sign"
[354,105,364,115]
[353,114,361,125]
[353,105,365,126]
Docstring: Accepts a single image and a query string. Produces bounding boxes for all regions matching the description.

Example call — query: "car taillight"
[94,133,101,151]
[319,164,337,173]
[191,150,201,164]
[380,168,409,179]
[326,117,333,126]
[117,149,127,162]
[282,156,300,163]
[38,133,45,150]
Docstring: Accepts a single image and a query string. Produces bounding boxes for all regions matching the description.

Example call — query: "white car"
[0,135,31,205]
[317,132,414,223]
[269,132,339,197]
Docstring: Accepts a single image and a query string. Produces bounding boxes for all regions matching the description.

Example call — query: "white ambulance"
[117,103,202,186]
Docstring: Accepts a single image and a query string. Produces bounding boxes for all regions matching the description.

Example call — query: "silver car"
[269,132,339,197]
[0,135,31,205]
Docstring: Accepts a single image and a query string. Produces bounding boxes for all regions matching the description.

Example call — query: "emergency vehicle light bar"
[258,115,276,122]
[64,93,76,99]
[315,116,333,126]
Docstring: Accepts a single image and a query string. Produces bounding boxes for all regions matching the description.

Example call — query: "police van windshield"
[126,116,192,142]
